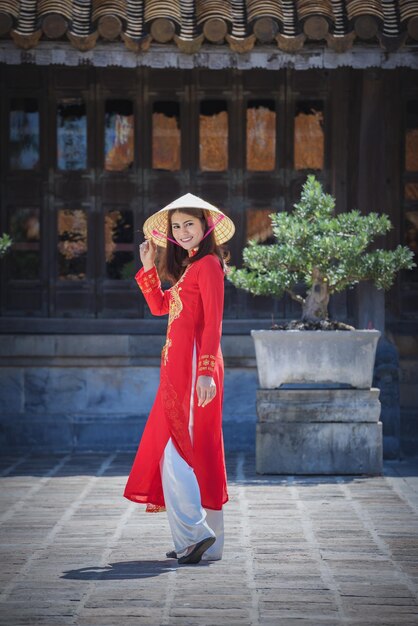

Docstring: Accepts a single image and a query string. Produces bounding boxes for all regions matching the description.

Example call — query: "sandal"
[177,536,216,565]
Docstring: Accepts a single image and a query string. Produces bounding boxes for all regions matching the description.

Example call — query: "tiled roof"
[0,1,417,53]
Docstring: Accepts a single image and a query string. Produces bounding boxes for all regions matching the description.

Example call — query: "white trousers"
[160,342,224,560]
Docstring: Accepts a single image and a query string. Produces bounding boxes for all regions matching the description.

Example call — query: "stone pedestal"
[256,388,383,475]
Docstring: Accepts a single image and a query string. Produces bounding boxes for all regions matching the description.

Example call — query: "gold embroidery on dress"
[161,264,192,365]
[198,353,217,373]
[161,337,172,365]
[139,267,158,294]
[146,503,166,513]
[160,367,194,466]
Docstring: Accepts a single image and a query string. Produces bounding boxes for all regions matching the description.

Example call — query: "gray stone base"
[0,414,256,454]
[256,421,383,475]
[0,359,258,453]
[256,388,383,475]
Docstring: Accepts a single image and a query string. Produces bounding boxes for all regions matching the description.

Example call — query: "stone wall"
[388,331,418,457]
[0,334,258,454]
[0,332,415,457]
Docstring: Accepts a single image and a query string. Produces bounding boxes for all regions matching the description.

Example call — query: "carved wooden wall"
[0,65,416,329]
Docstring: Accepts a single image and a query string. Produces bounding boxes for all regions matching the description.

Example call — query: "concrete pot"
[250,329,381,390]
[251,329,383,474]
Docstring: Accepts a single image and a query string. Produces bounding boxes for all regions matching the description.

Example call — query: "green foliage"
[0,234,12,258]
[228,175,416,302]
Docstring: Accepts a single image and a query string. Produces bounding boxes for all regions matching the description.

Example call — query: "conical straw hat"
[143,192,235,247]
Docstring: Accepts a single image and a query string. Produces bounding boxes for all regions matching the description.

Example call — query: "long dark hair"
[157,208,230,284]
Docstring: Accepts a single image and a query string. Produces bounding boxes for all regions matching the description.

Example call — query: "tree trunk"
[302,269,330,321]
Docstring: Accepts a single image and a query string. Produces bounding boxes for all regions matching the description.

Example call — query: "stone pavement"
[1,453,418,626]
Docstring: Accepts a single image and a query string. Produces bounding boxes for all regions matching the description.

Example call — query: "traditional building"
[0,0,417,457]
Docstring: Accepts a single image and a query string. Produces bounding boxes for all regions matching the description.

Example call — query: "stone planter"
[251,329,383,475]
[251,329,381,389]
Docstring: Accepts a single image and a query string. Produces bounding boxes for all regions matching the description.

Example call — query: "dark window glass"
[405,211,418,282]
[294,101,324,170]
[104,210,134,279]
[8,208,40,279]
[405,182,418,202]
[152,102,181,171]
[246,208,274,244]
[200,100,228,172]
[406,101,418,172]
[10,98,40,170]
[246,100,276,171]
[57,99,87,170]
[105,100,134,171]
[58,209,87,280]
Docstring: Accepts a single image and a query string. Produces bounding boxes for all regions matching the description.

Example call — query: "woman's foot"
[166,547,221,561]
[177,536,216,565]
[166,549,177,559]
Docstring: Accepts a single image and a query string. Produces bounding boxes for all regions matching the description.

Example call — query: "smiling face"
[170,210,205,251]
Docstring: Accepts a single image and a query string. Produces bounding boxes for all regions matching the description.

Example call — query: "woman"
[124,193,235,565]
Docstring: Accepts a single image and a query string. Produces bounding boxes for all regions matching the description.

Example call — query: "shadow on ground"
[61,559,211,581]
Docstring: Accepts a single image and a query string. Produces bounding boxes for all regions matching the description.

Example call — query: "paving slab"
[1,453,418,626]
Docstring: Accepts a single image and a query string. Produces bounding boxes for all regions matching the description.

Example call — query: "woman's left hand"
[196,375,217,408]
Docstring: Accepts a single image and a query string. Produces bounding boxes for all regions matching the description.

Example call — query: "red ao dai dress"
[123,252,228,558]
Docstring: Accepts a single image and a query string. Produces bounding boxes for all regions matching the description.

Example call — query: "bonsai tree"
[228,175,415,327]
[0,234,12,258]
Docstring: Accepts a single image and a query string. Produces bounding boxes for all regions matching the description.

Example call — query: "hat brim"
[143,194,235,248]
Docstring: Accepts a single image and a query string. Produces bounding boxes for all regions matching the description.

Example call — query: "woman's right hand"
[139,239,157,272]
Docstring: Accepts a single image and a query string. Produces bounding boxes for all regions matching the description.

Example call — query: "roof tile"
[0,0,416,52]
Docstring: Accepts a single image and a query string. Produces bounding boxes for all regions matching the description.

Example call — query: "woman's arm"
[135,266,170,316]
[196,255,224,407]
[135,239,169,316]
